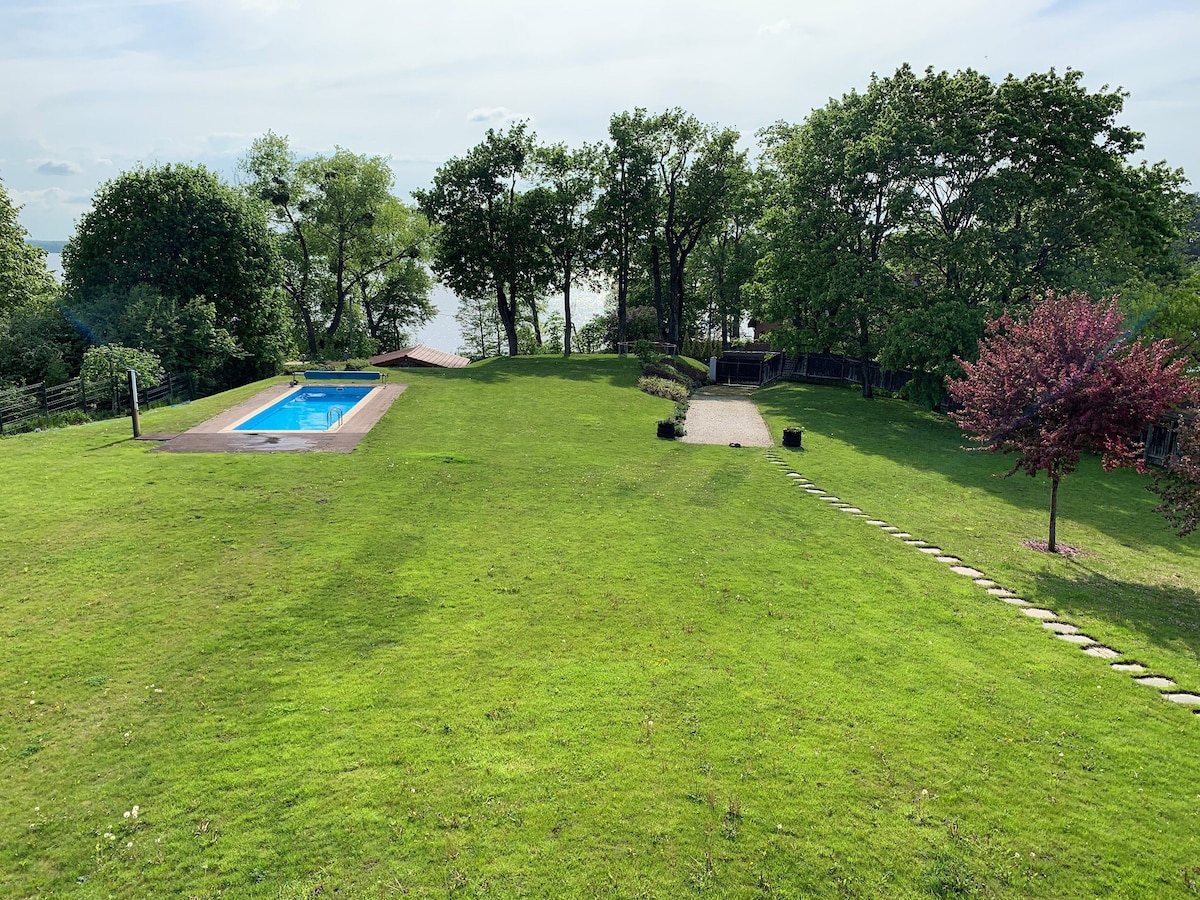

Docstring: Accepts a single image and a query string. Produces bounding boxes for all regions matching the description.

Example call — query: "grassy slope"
[0,358,1196,899]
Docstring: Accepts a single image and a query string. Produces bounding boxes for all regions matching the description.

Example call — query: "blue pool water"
[233,385,374,431]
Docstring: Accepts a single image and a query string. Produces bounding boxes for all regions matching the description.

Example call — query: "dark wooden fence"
[783,352,913,393]
[0,371,193,433]
[714,351,786,386]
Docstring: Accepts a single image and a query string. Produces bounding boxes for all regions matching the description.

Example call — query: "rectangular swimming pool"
[231,385,376,432]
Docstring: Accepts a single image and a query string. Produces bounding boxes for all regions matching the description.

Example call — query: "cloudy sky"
[3,0,1198,241]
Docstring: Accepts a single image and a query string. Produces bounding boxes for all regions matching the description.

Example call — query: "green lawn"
[2,356,1198,899]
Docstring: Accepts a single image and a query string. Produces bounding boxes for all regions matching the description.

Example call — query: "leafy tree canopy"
[948,290,1198,552]
[63,164,289,388]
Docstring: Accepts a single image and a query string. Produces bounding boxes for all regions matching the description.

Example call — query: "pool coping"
[151,382,407,453]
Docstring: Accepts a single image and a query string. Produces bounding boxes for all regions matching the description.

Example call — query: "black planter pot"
[782,429,802,448]
[657,421,677,439]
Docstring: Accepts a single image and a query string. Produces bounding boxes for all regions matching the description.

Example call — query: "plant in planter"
[782,426,803,448]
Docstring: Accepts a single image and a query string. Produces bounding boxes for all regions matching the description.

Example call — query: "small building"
[369,345,471,369]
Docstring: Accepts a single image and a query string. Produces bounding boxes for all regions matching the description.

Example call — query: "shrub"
[638,376,689,403]
[663,356,709,385]
[642,362,695,391]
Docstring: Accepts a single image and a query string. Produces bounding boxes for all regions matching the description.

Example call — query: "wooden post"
[127,369,141,439]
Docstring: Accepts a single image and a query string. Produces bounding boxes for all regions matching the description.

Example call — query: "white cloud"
[466,107,522,126]
[36,160,83,176]
[759,20,791,35]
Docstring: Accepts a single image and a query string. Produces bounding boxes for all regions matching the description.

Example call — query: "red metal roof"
[369,345,471,369]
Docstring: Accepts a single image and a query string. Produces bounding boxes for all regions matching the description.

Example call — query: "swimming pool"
[230,385,376,432]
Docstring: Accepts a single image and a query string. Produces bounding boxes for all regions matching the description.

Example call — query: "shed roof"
[369,345,471,369]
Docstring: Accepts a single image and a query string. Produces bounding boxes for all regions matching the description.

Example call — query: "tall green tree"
[415,122,551,357]
[594,110,658,353]
[754,65,1191,404]
[530,142,599,356]
[0,177,55,318]
[648,110,745,349]
[756,80,913,397]
[63,164,289,388]
[0,176,72,386]
[241,134,433,359]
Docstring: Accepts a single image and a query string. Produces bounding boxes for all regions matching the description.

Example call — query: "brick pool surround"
[150,381,407,453]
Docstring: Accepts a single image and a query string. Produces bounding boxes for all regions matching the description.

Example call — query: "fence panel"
[0,371,190,433]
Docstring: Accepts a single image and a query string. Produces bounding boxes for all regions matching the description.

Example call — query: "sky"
[3,0,1198,348]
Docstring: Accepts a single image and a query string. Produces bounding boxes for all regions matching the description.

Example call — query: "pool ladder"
[326,405,345,429]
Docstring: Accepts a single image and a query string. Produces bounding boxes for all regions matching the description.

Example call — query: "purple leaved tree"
[948,290,1197,553]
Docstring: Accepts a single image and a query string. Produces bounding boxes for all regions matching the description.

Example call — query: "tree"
[1149,417,1200,537]
[754,66,1191,405]
[756,81,912,397]
[240,134,433,360]
[63,164,290,389]
[0,177,73,387]
[948,290,1197,552]
[416,123,552,357]
[691,160,761,349]
[530,142,599,356]
[594,111,658,353]
[647,110,745,349]
[454,292,506,359]
[80,344,164,411]
[0,176,56,318]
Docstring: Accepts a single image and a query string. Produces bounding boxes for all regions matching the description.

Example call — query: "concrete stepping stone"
[1164,693,1200,706]
[918,547,944,554]
[891,532,913,538]
[786,472,803,477]
[935,555,961,563]
[975,579,997,587]
[820,496,842,502]
[1001,596,1031,606]
[866,520,887,526]
[805,488,824,494]
[1111,662,1147,673]
[1057,633,1095,645]
[1043,621,1079,633]
[903,539,927,545]
[1083,646,1121,659]
[985,587,1013,596]
[950,566,986,578]
[1021,608,1058,620]
[881,526,900,532]
[1134,676,1176,688]
[839,507,863,513]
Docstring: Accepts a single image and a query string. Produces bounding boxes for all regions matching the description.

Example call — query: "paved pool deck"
[149,382,407,453]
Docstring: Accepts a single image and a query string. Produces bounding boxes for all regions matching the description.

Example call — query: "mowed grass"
[0,356,1197,899]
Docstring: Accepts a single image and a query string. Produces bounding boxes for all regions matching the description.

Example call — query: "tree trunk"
[1048,473,1060,554]
[562,257,573,357]
[495,283,519,357]
[650,242,665,341]
[858,316,873,399]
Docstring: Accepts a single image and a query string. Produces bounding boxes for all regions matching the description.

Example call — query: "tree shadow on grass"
[1033,567,1200,667]
[754,381,1188,554]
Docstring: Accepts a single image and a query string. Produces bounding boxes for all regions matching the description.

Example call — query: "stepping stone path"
[1164,693,1200,706]
[1057,633,1095,645]
[1134,676,1176,688]
[763,452,1199,721]
[950,566,986,578]
[1043,622,1079,634]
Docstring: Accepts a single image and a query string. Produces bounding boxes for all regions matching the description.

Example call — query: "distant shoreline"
[28,239,66,253]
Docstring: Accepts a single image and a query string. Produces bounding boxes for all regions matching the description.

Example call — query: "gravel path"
[680,385,774,447]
